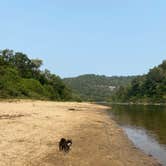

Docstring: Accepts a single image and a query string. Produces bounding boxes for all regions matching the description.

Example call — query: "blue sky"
[0,0,165,78]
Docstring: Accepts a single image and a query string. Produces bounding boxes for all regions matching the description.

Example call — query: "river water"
[107,104,166,165]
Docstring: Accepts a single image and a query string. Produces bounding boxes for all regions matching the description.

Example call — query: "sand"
[0,100,160,166]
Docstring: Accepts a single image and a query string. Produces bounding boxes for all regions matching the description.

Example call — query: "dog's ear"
[60,138,66,142]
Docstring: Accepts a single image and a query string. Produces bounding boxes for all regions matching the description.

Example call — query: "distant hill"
[63,74,136,101]
[111,60,166,103]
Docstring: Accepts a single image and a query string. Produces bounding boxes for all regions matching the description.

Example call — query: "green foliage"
[20,79,45,98]
[63,74,135,101]
[111,60,166,103]
[0,67,22,98]
[0,49,72,100]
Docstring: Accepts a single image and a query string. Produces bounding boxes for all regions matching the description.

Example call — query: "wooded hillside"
[111,60,166,103]
[64,74,135,101]
[0,49,72,100]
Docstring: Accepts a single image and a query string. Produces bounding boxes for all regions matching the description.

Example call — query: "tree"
[0,49,14,62]
[0,49,73,100]
[111,59,166,103]
[31,59,43,70]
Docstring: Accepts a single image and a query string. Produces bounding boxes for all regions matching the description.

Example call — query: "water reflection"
[109,105,166,145]
[123,127,166,165]
[108,104,166,165]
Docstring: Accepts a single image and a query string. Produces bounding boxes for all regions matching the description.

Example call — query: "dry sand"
[0,100,161,166]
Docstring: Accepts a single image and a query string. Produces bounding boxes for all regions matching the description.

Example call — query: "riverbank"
[0,101,161,166]
[96,101,166,106]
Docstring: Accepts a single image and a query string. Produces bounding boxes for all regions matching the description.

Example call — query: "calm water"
[108,104,166,165]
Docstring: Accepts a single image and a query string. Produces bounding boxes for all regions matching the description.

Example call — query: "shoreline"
[0,101,161,166]
[95,101,166,106]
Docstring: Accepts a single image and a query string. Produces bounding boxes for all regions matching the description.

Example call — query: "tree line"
[0,49,72,100]
[111,60,166,103]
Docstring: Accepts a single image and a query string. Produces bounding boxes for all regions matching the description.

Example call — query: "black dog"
[59,138,72,152]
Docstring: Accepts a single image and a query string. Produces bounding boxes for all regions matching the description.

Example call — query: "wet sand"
[0,101,160,166]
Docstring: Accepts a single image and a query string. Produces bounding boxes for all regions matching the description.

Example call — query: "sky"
[0,0,165,78]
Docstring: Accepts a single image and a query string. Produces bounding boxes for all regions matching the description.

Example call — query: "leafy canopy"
[0,49,72,100]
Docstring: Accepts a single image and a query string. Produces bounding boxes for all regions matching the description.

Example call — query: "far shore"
[0,100,161,166]
[96,101,166,106]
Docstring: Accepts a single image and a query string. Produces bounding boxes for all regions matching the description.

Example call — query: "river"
[107,104,166,166]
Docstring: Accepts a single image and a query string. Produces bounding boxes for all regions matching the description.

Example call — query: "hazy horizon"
[0,0,165,78]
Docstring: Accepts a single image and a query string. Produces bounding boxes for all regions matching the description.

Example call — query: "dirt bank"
[0,101,160,166]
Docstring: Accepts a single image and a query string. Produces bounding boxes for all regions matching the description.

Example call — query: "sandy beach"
[0,100,160,166]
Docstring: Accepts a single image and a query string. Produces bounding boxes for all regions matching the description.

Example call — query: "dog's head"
[66,139,72,146]
[60,138,66,143]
